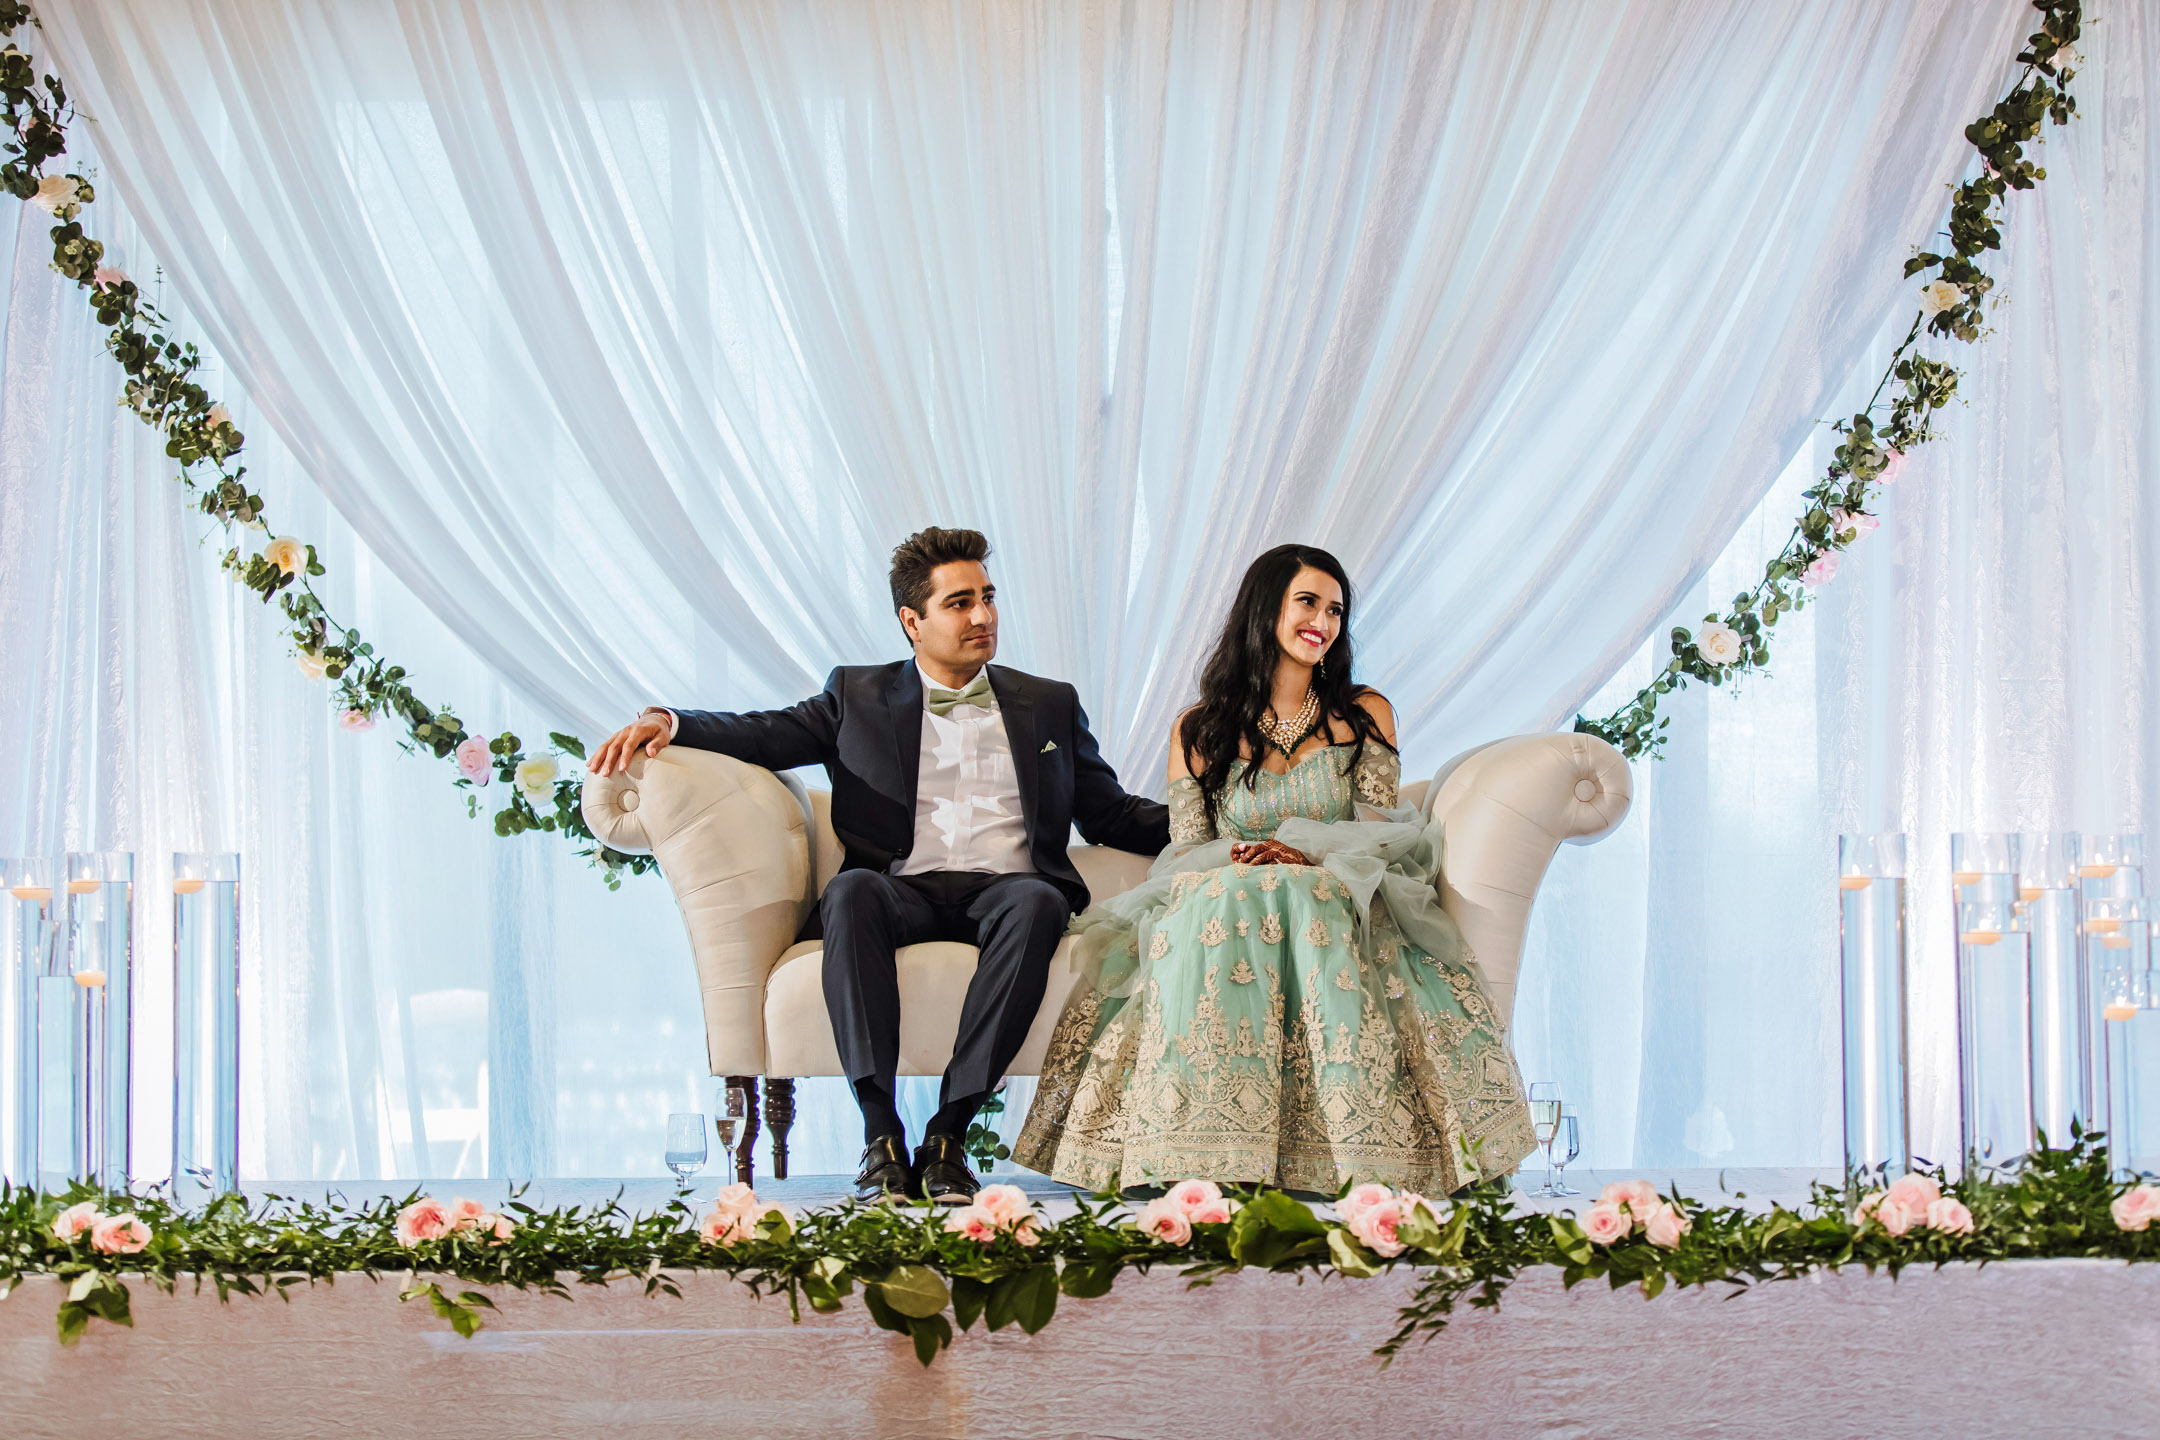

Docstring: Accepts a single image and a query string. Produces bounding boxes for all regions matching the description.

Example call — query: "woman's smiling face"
[1275,565,1343,669]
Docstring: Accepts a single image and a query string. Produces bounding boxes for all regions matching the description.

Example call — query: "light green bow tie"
[925,673,994,717]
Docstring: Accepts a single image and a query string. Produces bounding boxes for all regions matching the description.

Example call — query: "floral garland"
[6,1133,2159,1360]
[0,2,651,884]
[1576,0,2083,760]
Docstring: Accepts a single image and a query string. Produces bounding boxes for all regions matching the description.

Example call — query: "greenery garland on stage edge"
[4,1132,2159,1361]
[1574,0,2083,759]
[0,2,650,885]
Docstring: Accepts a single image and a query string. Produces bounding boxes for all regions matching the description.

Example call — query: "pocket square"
[1041,740,1057,752]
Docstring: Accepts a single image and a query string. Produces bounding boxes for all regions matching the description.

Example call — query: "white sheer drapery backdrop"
[1513,5,2160,1170]
[3,0,2122,1179]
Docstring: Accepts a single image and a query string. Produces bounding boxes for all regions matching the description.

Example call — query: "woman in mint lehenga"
[1014,545,1536,1195]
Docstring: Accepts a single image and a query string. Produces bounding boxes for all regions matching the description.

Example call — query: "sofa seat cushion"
[762,935,1091,1078]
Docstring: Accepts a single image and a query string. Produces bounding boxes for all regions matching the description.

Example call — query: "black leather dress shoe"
[854,1135,912,1203]
[913,1135,980,1205]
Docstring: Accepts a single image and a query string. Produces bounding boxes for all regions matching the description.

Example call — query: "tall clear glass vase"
[1839,833,1909,1176]
[172,853,240,1197]
[2016,832,2086,1143]
[65,852,133,1190]
[1957,898,2034,1171]
[2090,896,2160,1176]
[2,859,57,1187]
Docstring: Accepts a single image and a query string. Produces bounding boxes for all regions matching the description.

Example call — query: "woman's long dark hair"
[1178,544,1394,826]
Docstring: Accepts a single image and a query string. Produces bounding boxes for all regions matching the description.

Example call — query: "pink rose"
[711,1182,759,1217]
[1847,511,1880,539]
[1925,1197,1974,1236]
[699,1207,751,1246]
[448,1196,490,1230]
[455,738,493,786]
[1580,1200,1631,1247]
[1599,1180,1660,1220]
[52,1201,102,1242]
[1166,1179,1226,1217]
[1135,1198,1193,1245]
[1884,1173,1943,1215]
[1346,1199,1406,1258]
[92,264,127,290]
[2110,1185,2160,1232]
[1186,1196,1234,1226]
[488,1212,518,1241]
[90,1213,151,1255]
[943,1205,999,1244]
[394,1196,452,1247]
[1643,1203,1690,1249]
[1336,1182,1394,1223]
[1879,450,1907,485]
[1873,1196,1917,1236]
[1799,552,1841,588]
[1011,1218,1042,1247]
[338,709,376,732]
[975,1184,1035,1227]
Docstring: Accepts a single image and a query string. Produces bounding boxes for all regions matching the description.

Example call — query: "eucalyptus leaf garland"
[1576,0,2084,760]
[5,1132,2158,1364]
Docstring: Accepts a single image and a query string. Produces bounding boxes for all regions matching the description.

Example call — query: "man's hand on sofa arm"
[589,708,677,777]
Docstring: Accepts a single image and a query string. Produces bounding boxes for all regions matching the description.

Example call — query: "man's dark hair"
[889,526,991,619]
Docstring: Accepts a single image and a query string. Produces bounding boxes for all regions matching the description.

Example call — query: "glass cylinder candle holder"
[65,852,133,1190]
[172,852,240,1196]
[2094,900,2160,1175]
[1839,833,1909,1176]
[2016,831,2087,1143]
[2077,833,2145,902]
[1957,898,2034,1171]
[2,858,57,1186]
[1952,832,2019,906]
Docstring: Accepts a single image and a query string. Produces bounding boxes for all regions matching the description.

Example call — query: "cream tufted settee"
[581,731,1630,1181]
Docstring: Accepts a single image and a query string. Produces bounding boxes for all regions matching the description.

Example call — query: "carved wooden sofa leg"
[764,1078,796,1180]
[724,1075,762,1185]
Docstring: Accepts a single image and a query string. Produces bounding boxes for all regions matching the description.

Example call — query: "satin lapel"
[989,667,1039,833]
[887,662,924,816]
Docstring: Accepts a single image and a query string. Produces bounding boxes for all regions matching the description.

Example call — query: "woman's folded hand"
[1230,839,1311,868]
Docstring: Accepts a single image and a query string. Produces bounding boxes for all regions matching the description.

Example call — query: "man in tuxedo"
[588,527,1167,1203]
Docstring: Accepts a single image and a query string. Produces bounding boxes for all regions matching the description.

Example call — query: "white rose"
[514,755,559,800]
[263,535,306,576]
[295,650,328,681]
[1918,279,1962,317]
[1696,621,1743,667]
[29,174,80,215]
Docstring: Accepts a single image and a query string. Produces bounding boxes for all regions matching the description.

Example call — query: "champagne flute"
[1550,1108,1582,1197]
[664,1112,707,1190]
[713,1114,738,1182]
[1528,1082,1561,1196]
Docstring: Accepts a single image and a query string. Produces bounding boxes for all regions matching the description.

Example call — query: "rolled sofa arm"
[1423,732,1631,1030]
[581,749,812,1075]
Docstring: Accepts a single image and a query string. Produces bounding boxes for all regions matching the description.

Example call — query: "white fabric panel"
[1510,11,2160,1171]
[31,0,2023,782]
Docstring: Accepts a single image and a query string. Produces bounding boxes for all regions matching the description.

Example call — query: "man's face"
[901,560,999,674]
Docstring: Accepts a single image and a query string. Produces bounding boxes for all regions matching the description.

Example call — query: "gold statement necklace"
[1255,688,1321,759]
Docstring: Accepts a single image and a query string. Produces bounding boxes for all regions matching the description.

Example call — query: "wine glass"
[713,1114,738,1180]
[1528,1082,1561,1196]
[1549,1107,1582,1197]
[664,1112,707,1190]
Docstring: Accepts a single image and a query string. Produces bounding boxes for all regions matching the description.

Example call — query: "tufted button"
[619,789,640,813]
[1573,778,1598,803]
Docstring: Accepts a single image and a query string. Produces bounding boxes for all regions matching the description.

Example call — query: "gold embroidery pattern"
[1235,918,1251,937]
[1260,913,1285,944]
[1200,917,1227,947]
[1229,957,1257,985]
[1148,930,1169,960]
[1303,916,1332,947]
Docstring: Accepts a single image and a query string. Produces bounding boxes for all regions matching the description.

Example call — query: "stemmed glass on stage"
[664,1112,706,1191]
[1528,1082,1565,1195]
[1550,1106,1582,1197]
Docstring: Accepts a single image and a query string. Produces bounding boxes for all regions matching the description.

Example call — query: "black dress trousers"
[818,867,1071,1103]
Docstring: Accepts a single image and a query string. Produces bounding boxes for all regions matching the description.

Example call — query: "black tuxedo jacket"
[668,661,1168,912]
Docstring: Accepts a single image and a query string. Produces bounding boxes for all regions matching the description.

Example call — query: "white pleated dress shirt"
[893,662,1034,877]
[647,660,1033,876]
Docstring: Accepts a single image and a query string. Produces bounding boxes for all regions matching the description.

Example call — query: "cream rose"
[295,650,329,681]
[263,536,306,576]
[1918,278,1963,317]
[514,754,559,801]
[207,402,232,429]
[1695,621,1742,667]
[30,174,80,216]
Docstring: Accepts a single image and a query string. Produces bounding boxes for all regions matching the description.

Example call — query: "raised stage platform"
[6,1168,2147,1439]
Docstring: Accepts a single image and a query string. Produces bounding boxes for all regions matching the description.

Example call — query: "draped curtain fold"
[36,0,2022,780]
